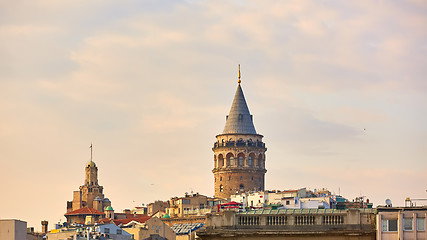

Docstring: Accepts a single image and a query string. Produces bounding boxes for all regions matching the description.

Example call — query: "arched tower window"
[218,154,224,167]
[248,153,255,167]
[237,153,245,166]
[214,155,217,168]
[226,153,234,166]
[257,154,263,168]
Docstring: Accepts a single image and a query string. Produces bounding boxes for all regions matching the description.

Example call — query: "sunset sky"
[1,0,426,231]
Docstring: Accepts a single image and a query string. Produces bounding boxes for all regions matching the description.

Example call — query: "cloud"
[0,0,426,231]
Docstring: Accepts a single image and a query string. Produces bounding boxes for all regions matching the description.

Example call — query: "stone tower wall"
[72,191,82,211]
[85,165,98,185]
[212,134,267,199]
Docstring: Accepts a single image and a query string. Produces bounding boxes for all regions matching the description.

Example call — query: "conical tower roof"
[222,84,257,134]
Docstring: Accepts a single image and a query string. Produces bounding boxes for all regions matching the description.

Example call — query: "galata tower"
[212,66,267,199]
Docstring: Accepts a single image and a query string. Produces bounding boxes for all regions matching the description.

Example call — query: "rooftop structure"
[171,222,204,235]
[222,84,257,135]
[198,208,376,240]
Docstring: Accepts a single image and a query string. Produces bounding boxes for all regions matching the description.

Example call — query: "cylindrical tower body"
[80,161,105,209]
[85,161,98,186]
[213,133,267,199]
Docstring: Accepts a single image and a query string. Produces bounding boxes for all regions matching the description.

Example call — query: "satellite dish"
[385,199,392,207]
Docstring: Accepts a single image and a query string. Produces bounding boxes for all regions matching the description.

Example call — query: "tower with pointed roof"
[66,145,111,219]
[212,66,267,199]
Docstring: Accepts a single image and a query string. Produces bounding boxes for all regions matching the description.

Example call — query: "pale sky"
[1,0,426,231]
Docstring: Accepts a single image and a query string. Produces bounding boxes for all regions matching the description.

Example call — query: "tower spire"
[222,80,257,134]
[238,64,241,84]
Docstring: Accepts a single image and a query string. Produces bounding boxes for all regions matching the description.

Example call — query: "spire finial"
[89,143,93,162]
[238,64,241,84]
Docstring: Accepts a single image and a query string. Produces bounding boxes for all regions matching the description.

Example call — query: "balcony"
[213,140,266,149]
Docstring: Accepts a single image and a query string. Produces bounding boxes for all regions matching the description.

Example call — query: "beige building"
[212,71,267,199]
[123,217,176,240]
[148,201,170,216]
[198,208,376,240]
[166,193,219,218]
[377,206,427,240]
[64,207,105,225]
[0,219,27,240]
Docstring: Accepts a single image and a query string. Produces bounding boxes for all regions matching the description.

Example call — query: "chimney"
[41,220,48,233]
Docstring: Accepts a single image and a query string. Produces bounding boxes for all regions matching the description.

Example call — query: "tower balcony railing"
[213,141,266,149]
[212,166,267,171]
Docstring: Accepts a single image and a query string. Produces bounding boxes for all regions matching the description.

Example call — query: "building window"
[182,199,190,204]
[220,177,222,181]
[220,185,224,192]
[239,184,244,191]
[240,176,243,180]
[382,219,398,232]
[229,176,231,180]
[251,176,253,181]
[404,218,413,231]
[238,157,243,166]
[230,157,234,166]
[104,228,110,233]
[286,200,290,205]
[418,218,425,231]
[117,229,122,235]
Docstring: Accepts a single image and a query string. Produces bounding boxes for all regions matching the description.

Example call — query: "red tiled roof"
[221,201,242,206]
[98,218,113,224]
[114,213,141,219]
[112,216,151,225]
[65,207,104,216]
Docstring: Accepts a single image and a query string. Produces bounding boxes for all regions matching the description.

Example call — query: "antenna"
[89,143,93,161]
